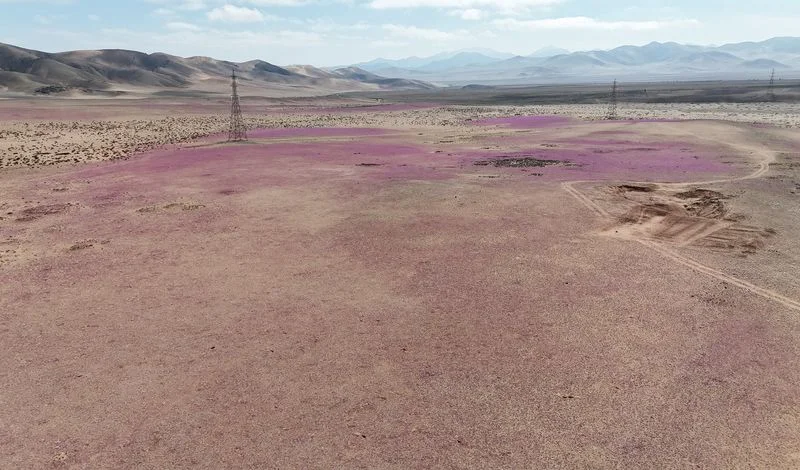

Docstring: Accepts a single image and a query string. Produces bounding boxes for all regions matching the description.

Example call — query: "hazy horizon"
[1,1,799,66]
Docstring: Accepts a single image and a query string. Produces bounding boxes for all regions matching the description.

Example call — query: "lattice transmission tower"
[605,79,619,120]
[228,69,247,142]
[768,68,776,102]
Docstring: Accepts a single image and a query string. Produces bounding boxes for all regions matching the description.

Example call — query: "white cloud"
[307,19,370,32]
[207,4,265,22]
[145,0,206,11]
[33,14,60,24]
[166,21,202,31]
[452,8,483,20]
[0,0,72,3]
[179,0,206,9]
[382,24,458,41]
[494,17,701,31]
[88,14,100,21]
[370,0,561,9]
[369,39,408,48]
[145,0,307,7]
[153,8,175,15]
[96,26,322,49]
[246,0,308,5]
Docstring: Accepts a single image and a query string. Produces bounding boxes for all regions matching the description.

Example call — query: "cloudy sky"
[1,0,799,66]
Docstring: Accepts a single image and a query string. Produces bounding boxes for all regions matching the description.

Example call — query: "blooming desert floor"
[1,100,800,468]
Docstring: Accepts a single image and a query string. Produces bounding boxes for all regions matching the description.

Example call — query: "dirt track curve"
[561,127,800,313]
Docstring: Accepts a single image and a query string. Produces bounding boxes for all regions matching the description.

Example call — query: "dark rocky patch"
[617,184,655,193]
[675,189,724,200]
[675,189,727,218]
[16,203,71,222]
[474,156,565,168]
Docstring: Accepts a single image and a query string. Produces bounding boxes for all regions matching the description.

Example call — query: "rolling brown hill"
[0,42,435,97]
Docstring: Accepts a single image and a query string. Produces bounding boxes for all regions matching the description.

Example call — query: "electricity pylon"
[768,68,776,102]
[606,79,619,120]
[228,69,247,142]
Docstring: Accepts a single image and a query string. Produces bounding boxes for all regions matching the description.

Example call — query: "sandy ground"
[2,99,800,169]
[1,100,800,468]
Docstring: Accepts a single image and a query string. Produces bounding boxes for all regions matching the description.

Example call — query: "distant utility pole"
[606,79,619,120]
[228,69,247,142]
[768,68,776,102]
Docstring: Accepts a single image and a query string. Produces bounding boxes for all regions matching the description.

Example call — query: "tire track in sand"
[639,239,800,311]
[561,134,800,312]
[561,180,609,218]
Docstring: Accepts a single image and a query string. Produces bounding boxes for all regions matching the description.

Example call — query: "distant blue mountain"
[353,48,513,72]
[528,46,570,58]
[352,37,800,85]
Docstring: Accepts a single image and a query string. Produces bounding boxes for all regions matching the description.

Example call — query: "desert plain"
[1,95,800,468]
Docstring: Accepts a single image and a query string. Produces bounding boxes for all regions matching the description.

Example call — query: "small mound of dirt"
[694,225,776,255]
[474,157,564,168]
[356,163,383,167]
[684,199,726,219]
[674,189,724,200]
[676,189,727,219]
[617,184,655,193]
[607,184,771,256]
[617,203,673,223]
[16,203,71,222]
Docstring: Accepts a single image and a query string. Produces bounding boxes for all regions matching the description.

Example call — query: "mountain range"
[0,42,434,97]
[2,37,799,96]
[352,37,800,86]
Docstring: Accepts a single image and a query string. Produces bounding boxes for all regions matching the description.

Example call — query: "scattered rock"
[69,240,95,251]
[15,203,71,222]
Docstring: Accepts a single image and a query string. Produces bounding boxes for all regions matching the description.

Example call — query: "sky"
[1,0,799,66]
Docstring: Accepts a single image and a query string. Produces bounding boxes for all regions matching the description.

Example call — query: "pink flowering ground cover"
[3,111,792,470]
[61,122,740,192]
[459,136,735,182]
[68,138,461,197]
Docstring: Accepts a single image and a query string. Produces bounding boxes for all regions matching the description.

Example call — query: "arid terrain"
[1,97,800,468]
